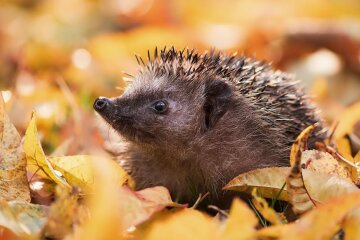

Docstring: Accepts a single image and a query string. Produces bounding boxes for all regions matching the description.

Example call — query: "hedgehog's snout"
[94,97,110,112]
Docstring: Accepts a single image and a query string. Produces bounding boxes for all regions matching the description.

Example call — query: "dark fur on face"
[94,47,326,204]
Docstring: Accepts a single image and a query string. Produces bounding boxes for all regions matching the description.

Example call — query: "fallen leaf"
[224,167,288,201]
[279,191,360,240]
[0,199,48,239]
[65,155,125,240]
[290,125,316,167]
[66,157,182,239]
[49,155,134,193]
[348,132,360,155]
[41,186,79,239]
[251,189,284,225]
[335,137,360,184]
[0,93,30,202]
[24,112,70,188]
[343,215,360,240]
[256,224,291,239]
[142,208,217,240]
[135,186,184,208]
[222,198,258,240]
[335,101,360,138]
[224,167,359,204]
[302,150,351,180]
[287,125,316,215]
[336,137,353,161]
[119,186,185,230]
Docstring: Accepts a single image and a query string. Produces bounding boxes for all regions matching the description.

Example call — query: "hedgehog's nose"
[94,97,109,111]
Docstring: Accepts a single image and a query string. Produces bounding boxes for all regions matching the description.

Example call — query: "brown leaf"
[287,125,316,215]
[0,93,30,202]
[119,186,185,230]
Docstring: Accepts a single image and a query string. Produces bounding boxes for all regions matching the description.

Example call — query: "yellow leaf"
[290,125,316,167]
[143,208,217,240]
[251,189,284,225]
[256,224,291,239]
[66,156,124,240]
[335,138,360,184]
[49,155,134,193]
[224,167,288,201]
[355,150,360,164]
[0,93,30,202]
[336,137,353,161]
[42,187,79,239]
[343,215,360,240]
[287,125,317,215]
[279,191,360,240]
[222,198,258,240]
[24,112,70,188]
[335,101,360,138]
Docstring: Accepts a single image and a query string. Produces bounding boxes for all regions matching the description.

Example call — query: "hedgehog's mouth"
[93,97,156,143]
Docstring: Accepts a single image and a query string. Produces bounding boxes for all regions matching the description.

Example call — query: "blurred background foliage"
[0,0,360,154]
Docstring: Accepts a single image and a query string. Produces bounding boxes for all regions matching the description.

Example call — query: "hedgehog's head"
[94,49,234,150]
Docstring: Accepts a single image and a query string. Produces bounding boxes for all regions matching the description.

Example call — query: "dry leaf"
[335,137,360,184]
[224,167,288,201]
[118,186,185,230]
[24,112,70,188]
[287,125,316,215]
[67,157,182,240]
[256,224,291,239]
[41,186,79,239]
[336,137,353,161]
[0,199,47,239]
[251,189,284,225]
[290,125,316,167]
[335,101,360,138]
[222,198,258,240]
[0,93,30,202]
[301,150,351,180]
[224,167,359,204]
[49,155,134,193]
[279,191,360,240]
[143,208,217,240]
[65,156,125,240]
[343,215,360,240]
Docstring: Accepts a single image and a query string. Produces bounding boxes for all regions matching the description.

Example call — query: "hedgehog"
[93,47,326,204]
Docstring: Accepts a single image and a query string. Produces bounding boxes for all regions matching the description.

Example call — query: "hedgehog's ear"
[202,79,232,130]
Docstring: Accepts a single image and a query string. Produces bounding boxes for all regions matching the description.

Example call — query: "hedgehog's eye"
[151,100,168,114]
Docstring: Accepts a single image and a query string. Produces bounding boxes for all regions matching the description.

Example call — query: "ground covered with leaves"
[1,91,360,239]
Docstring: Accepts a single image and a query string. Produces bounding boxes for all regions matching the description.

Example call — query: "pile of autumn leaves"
[1,93,360,240]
